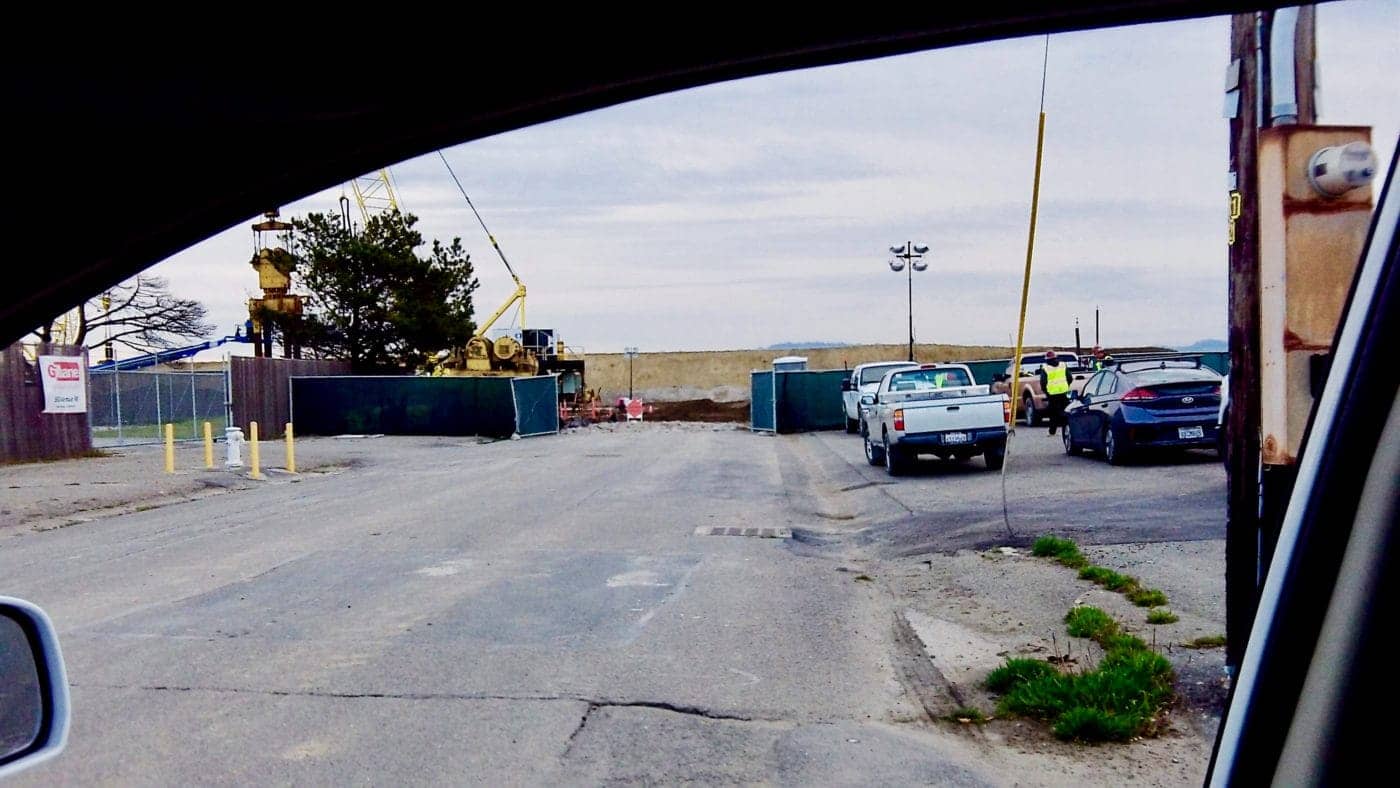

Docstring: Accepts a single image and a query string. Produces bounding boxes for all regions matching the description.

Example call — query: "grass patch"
[1070,556,1174,609]
[987,610,1176,743]
[1032,535,1088,569]
[945,706,989,724]
[1064,606,1117,640]
[985,658,1059,693]
[1127,588,1169,608]
[1146,609,1179,625]
[853,574,874,582]
[1182,634,1227,649]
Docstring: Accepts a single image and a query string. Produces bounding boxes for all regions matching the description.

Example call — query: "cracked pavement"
[0,427,1000,785]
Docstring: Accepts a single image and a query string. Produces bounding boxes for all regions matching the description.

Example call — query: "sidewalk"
[0,437,365,533]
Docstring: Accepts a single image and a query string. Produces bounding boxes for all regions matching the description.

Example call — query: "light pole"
[888,242,929,361]
[623,347,639,399]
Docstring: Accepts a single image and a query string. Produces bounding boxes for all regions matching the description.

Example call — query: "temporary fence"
[88,367,226,446]
[774,369,848,432]
[0,342,92,462]
[290,375,560,438]
[749,371,775,432]
[512,375,561,437]
[749,368,847,434]
[230,357,351,439]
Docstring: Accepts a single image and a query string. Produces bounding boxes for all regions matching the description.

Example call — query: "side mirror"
[840,379,853,392]
[860,394,876,406]
[0,597,69,779]
[1079,394,1091,405]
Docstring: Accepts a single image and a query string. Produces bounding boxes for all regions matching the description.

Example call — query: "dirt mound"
[647,399,749,423]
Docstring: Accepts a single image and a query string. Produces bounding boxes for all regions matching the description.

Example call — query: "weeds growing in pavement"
[1034,535,1171,608]
[1146,609,1179,625]
[985,609,1175,742]
[1031,535,1088,569]
[1182,634,1227,649]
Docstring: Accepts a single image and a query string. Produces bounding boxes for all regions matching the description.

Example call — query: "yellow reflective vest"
[1044,363,1071,396]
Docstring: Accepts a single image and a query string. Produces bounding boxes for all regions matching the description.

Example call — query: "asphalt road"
[1,427,999,786]
[803,425,1225,556]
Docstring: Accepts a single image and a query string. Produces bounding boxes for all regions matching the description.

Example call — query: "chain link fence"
[89,368,228,446]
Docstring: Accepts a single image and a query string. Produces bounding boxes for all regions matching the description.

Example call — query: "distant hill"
[766,341,850,350]
[1175,339,1228,352]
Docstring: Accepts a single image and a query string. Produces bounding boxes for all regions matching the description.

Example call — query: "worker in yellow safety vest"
[1091,346,1107,370]
[1038,350,1072,436]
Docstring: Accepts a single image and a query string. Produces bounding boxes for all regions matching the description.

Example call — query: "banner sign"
[39,355,87,413]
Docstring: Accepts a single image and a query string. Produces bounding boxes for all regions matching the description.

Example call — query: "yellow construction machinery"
[426,153,592,409]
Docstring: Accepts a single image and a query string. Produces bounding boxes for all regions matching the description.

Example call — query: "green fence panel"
[291,376,517,437]
[775,369,848,433]
[750,371,775,431]
[1199,351,1230,376]
[512,375,560,437]
[962,359,1010,385]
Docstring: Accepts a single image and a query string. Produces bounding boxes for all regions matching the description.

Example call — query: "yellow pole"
[285,422,296,474]
[249,421,262,479]
[203,421,214,469]
[1006,110,1047,430]
[163,423,175,473]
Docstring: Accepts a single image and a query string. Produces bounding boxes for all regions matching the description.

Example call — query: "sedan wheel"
[1063,426,1080,456]
[1105,429,1130,466]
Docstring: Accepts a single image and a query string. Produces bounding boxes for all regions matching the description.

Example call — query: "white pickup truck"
[841,361,920,434]
[861,363,1011,475]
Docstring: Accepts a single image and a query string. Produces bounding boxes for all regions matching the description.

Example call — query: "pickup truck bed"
[865,368,1010,475]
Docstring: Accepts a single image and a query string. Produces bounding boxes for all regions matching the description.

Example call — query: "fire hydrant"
[224,427,245,468]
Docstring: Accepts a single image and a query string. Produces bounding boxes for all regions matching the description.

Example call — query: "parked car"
[1218,372,1230,464]
[1062,358,1222,465]
[862,364,1010,475]
[990,351,1093,425]
[841,361,919,434]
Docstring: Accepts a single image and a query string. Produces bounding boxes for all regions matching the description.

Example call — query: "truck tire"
[864,432,885,465]
[985,446,1006,470]
[1023,395,1040,426]
[884,433,908,476]
[846,416,858,434]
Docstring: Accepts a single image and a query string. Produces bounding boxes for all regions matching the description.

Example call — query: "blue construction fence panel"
[512,375,560,437]
[749,371,775,431]
[291,376,518,438]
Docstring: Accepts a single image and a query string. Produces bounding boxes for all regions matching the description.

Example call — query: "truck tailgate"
[901,395,1005,433]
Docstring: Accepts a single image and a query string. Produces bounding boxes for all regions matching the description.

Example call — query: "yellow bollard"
[249,421,262,479]
[203,421,214,469]
[285,422,296,474]
[163,423,175,473]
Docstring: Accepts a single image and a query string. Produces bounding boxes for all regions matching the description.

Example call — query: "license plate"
[943,432,971,445]
[1179,426,1205,440]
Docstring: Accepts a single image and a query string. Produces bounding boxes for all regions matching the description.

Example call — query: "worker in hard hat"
[1038,350,1072,436]
[1091,346,1107,370]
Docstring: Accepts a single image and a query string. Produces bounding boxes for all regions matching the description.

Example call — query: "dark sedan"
[1062,360,1222,465]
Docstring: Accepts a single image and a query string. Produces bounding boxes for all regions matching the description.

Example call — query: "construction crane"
[347,169,404,227]
[430,152,591,409]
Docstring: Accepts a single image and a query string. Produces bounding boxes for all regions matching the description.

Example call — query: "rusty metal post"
[1256,125,1373,574]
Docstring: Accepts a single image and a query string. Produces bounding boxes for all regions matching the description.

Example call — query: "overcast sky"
[148,2,1399,359]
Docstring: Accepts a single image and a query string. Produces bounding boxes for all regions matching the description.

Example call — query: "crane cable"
[1001,35,1051,541]
[437,150,521,284]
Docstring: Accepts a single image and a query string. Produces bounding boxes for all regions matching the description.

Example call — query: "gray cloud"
[145,3,1397,360]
